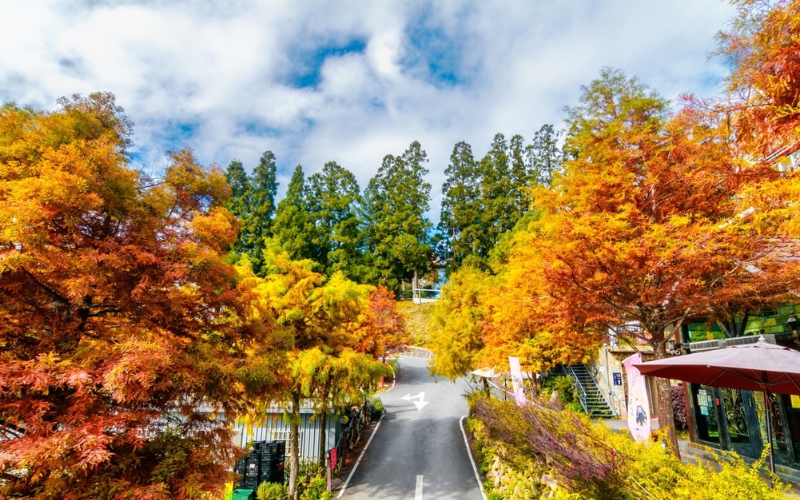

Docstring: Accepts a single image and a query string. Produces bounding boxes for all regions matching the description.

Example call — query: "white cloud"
[0,0,736,220]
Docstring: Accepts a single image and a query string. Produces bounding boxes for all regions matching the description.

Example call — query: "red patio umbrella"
[633,337,800,473]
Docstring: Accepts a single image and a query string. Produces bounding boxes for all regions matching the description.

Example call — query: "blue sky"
[0,0,736,220]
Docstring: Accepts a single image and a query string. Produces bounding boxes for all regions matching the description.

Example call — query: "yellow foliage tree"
[251,241,388,499]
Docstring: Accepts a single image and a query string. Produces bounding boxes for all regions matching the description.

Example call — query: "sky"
[0,0,737,221]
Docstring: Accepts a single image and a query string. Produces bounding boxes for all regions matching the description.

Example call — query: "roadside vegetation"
[467,392,791,499]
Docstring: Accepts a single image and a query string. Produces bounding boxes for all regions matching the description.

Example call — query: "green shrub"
[542,375,580,405]
[257,481,287,500]
[281,460,332,500]
[367,396,385,419]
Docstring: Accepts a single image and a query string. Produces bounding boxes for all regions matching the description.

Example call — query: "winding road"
[340,356,485,500]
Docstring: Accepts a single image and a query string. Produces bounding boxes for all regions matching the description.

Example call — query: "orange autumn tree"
[354,285,409,362]
[0,94,280,499]
[480,247,606,376]
[521,68,788,455]
[716,0,800,156]
[715,0,800,238]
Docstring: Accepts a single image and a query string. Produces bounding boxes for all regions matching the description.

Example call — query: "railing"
[330,400,374,472]
[411,288,440,303]
[564,365,589,415]
[586,359,618,418]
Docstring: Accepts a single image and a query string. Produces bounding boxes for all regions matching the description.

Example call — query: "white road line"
[459,416,488,500]
[415,475,424,500]
[337,413,384,498]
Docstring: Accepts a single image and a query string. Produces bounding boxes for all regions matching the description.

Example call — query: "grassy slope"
[396,301,435,346]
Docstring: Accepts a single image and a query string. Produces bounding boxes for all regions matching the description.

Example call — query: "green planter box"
[232,489,255,500]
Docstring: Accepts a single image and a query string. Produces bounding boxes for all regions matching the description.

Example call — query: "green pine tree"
[363,141,433,292]
[478,133,517,258]
[526,124,563,187]
[224,152,279,274]
[509,134,529,215]
[225,160,251,255]
[245,151,279,274]
[437,141,482,275]
[273,165,312,261]
[305,161,364,279]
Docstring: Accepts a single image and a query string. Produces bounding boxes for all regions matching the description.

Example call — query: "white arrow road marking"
[415,475,423,500]
[400,392,429,410]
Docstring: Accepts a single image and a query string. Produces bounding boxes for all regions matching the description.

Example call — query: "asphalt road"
[340,356,485,500]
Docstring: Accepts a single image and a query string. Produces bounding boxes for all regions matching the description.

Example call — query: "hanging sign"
[508,357,527,407]
[623,353,651,443]
[791,395,800,409]
[329,447,337,471]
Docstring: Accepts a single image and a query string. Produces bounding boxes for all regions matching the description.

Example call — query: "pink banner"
[623,353,651,442]
[508,357,527,407]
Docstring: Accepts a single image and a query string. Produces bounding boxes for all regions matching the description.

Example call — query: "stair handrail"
[564,365,590,415]
[586,360,618,418]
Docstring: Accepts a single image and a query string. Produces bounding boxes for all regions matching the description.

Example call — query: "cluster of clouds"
[0,0,736,219]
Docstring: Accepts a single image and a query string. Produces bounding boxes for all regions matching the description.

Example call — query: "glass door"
[691,384,722,447]
[752,392,794,466]
[781,394,800,465]
[720,388,756,456]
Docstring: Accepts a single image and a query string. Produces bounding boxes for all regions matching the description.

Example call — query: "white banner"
[508,357,527,407]
[623,352,651,442]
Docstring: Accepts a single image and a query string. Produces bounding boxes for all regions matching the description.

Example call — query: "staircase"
[562,364,615,419]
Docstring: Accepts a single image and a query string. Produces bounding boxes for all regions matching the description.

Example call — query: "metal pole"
[763,371,776,474]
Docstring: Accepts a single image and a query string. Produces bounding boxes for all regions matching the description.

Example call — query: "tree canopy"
[0,94,282,499]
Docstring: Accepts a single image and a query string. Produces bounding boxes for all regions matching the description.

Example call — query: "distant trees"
[363,141,434,291]
[305,161,364,279]
[231,143,437,292]
[225,151,278,275]
[226,131,568,290]
[438,141,482,274]
[272,165,313,261]
[437,128,564,274]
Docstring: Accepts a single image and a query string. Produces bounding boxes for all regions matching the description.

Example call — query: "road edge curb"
[459,415,488,500]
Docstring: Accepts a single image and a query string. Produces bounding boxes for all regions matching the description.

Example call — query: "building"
[678,306,800,471]
[230,407,344,462]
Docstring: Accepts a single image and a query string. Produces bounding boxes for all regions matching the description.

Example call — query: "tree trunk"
[318,379,331,469]
[318,409,328,469]
[653,342,681,459]
[288,391,301,500]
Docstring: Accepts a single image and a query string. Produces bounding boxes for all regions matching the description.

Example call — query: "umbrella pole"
[764,386,776,475]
